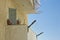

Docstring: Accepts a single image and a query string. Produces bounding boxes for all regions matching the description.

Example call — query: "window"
[9,8,16,25]
[7,8,16,25]
[7,8,19,25]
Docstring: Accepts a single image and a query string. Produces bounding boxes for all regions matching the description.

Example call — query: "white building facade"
[28,29,37,40]
[0,0,40,40]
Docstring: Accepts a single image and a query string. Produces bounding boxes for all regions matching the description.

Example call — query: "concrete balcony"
[5,25,27,40]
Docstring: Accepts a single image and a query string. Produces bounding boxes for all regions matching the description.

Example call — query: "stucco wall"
[0,0,36,25]
[0,0,36,40]
[0,1,28,40]
[28,29,37,40]
[6,0,28,25]
[0,0,6,40]
[5,25,27,40]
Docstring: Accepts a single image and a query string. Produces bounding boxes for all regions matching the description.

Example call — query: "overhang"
[13,0,36,14]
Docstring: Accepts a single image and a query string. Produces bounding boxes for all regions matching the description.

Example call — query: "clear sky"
[28,0,60,40]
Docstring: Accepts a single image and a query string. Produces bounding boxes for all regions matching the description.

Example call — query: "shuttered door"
[9,8,16,25]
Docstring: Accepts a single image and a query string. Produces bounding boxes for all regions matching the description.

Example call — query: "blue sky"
[28,0,60,40]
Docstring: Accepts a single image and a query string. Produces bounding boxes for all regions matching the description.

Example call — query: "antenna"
[36,32,44,37]
[28,20,36,28]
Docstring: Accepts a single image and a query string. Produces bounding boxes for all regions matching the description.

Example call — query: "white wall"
[5,25,27,40]
[0,0,36,40]
[28,29,37,40]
